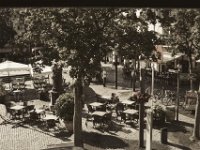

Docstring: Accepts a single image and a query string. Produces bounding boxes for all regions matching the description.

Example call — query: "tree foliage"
[0,9,16,48]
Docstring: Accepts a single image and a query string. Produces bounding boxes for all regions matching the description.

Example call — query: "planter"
[64,121,73,133]
[153,105,166,126]
[153,115,165,126]
[165,105,175,122]
[39,90,49,101]
[0,95,5,104]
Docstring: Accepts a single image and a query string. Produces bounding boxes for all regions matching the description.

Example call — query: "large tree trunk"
[52,65,64,94]
[132,59,136,91]
[190,92,200,141]
[139,68,145,148]
[188,54,193,91]
[73,77,83,147]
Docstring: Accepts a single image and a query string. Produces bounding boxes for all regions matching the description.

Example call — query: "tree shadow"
[165,122,188,133]
[166,142,192,150]
[175,120,194,128]
[53,130,73,141]
[82,131,129,149]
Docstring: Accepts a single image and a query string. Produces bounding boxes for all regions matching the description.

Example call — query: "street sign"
[146,109,153,150]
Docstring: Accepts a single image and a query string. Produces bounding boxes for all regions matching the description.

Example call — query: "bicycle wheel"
[162,97,169,106]
[154,89,162,101]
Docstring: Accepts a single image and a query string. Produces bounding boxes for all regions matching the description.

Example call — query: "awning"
[161,52,184,64]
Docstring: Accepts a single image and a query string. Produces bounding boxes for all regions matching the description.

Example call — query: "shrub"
[0,84,7,97]
[54,92,74,121]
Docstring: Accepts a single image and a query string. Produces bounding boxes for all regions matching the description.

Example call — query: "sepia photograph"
[0,6,200,150]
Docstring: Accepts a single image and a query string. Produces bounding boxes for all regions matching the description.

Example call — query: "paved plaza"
[1,83,199,150]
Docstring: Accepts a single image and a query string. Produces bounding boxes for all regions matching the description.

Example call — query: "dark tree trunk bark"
[73,77,83,147]
[132,59,136,91]
[139,68,145,148]
[52,65,64,94]
[190,92,200,141]
[188,53,193,91]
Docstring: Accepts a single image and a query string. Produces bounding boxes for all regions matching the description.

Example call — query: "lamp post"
[176,64,181,121]
[145,59,154,150]
[113,50,119,89]
[139,55,147,148]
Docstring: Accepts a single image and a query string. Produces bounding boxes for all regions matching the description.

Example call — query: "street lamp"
[138,55,147,148]
[112,50,119,89]
[176,64,181,121]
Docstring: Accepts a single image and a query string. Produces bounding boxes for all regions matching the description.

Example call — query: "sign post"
[146,109,153,150]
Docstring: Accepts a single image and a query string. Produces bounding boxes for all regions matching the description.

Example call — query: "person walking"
[102,70,107,87]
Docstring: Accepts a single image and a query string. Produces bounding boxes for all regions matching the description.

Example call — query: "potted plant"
[0,84,7,104]
[152,105,166,126]
[54,92,74,133]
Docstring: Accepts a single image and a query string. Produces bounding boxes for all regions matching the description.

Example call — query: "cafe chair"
[29,111,39,123]
[103,112,112,126]
[116,103,125,117]
[87,105,95,114]
[25,105,35,114]
[96,104,106,112]
[120,112,127,123]
[86,105,95,121]
[128,103,136,109]
[93,115,104,128]
[46,119,56,128]
[7,108,16,119]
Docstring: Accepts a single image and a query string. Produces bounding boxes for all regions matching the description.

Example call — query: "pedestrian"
[102,70,107,87]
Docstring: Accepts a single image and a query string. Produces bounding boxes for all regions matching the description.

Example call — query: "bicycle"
[162,90,176,106]
[153,89,164,101]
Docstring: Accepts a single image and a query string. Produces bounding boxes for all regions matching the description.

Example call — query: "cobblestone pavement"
[0,82,197,150]
[85,84,191,150]
[0,104,71,150]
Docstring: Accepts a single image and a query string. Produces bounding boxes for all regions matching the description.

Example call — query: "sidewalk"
[88,83,190,150]
[86,84,200,150]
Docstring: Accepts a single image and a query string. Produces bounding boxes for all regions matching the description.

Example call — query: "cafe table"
[92,111,108,128]
[10,105,26,119]
[101,95,111,99]
[10,105,25,111]
[92,111,107,117]
[123,109,138,115]
[89,102,104,109]
[123,109,139,123]
[42,114,58,128]
[43,114,58,120]
[30,108,45,118]
[120,100,135,105]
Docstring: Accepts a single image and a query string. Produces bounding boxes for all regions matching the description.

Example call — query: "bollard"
[161,127,168,144]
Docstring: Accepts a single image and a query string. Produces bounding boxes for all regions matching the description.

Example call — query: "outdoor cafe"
[87,94,140,128]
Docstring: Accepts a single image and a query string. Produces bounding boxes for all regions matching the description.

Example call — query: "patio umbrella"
[0,61,31,89]
[0,60,31,78]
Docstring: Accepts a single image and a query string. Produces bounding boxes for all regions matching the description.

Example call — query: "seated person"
[111,93,119,104]
[29,108,39,120]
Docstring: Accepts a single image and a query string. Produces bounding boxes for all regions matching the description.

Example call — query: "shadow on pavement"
[167,142,192,150]
[175,120,194,128]
[165,122,188,133]
[82,131,128,149]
